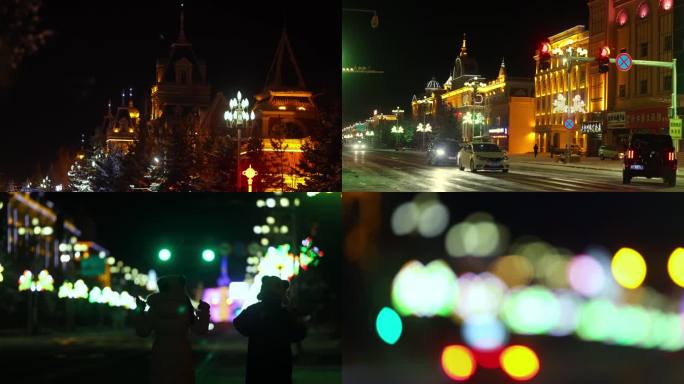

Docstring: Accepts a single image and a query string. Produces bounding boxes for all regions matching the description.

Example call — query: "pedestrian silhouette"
[135,275,210,384]
[533,143,539,158]
[234,276,307,384]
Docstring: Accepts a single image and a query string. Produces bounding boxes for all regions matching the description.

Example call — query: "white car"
[458,143,509,173]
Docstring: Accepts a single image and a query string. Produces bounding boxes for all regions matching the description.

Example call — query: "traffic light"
[539,41,552,71]
[598,46,611,74]
[202,249,216,263]
[158,248,171,262]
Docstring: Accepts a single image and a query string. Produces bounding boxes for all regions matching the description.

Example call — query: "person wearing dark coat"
[134,275,210,384]
[233,276,307,384]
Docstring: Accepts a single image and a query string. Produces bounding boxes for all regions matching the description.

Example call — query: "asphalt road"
[0,328,340,384]
[342,149,684,192]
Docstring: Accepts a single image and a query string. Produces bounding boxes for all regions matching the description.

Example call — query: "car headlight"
[353,144,359,149]
[361,144,366,149]
[436,148,446,157]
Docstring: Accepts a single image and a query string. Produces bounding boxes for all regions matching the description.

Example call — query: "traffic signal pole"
[559,54,679,152]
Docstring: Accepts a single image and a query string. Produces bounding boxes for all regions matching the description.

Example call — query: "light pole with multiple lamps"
[416,122,432,151]
[224,91,255,192]
[365,130,375,148]
[464,77,486,141]
[391,125,404,150]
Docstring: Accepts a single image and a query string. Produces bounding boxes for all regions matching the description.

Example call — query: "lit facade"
[534,26,596,154]
[6,193,81,271]
[586,0,679,148]
[412,36,535,154]
[104,96,141,154]
[252,31,319,191]
[150,9,211,132]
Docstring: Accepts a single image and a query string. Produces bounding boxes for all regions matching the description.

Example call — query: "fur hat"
[257,276,289,301]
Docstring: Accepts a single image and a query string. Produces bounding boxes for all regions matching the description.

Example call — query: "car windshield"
[473,144,501,152]
[631,134,672,149]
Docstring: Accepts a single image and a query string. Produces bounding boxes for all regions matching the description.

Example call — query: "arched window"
[637,2,649,19]
[660,0,673,11]
[616,9,628,26]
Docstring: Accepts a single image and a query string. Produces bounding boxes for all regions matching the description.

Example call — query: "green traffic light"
[159,248,171,261]
[202,249,216,262]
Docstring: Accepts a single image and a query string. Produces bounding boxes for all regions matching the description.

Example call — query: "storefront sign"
[581,121,603,133]
[607,112,626,129]
[626,108,669,130]
[670,119,683,139]
[489,128,508,135]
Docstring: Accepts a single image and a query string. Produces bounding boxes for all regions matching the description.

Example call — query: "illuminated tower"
[150,4,211,132]
[104,88,140,154]
[252,29,319,190]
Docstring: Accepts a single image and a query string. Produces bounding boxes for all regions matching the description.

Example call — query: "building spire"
[177,2,188,44]
[499,57,506,78]
[460,33,468,56]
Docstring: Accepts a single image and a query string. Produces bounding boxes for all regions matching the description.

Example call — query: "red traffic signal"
[539,41,552,71]
[598,46,611,73]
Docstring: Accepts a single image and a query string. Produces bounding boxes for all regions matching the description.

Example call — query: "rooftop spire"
[263,29,307,91]
[499,57,506,78]
[176,2,188,44]
[460,33,468,56]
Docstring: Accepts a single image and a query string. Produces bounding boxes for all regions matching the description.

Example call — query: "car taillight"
[668,151,676,161]
[627,150,634,160]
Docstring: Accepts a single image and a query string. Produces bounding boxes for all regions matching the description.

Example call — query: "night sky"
[42,193,342,294]
[342,0,588,125]
[0,0,341,181]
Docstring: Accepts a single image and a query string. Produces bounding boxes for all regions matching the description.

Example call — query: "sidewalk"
[510,152,684,177]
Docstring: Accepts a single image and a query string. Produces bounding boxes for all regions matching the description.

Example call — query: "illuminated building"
[252,31,319,191]
[533,26,594,154]
[580,0,679,149]
[411,35,535,154]
[103,92,142,154]
[6,193,81,271]
[343,111,397,147]
[150,5,211,139]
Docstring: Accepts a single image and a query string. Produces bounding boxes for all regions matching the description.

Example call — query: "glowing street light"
[391,125,404,149]
[224,90,256,192]
[416,122,432,151]
[158,248,172,262]
[464,77,487,140]
[202,249,216,263]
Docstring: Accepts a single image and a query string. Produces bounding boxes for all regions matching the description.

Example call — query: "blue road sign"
[564,119,575,130]
[616,53,633,72]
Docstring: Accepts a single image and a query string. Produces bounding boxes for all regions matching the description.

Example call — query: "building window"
[639,43,648,57]
[640,80,648,95]
[664,36,673,52]
[637,2,649,19]
[616,9,628,26]
[664,76,672,91]
[619,84,626,98]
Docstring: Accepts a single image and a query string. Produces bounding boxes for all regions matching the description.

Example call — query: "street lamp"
[464,77,487,140]
[416,123,432,151]
[391,125,404,149]
[202,249,216,263]
[224,91,256,192]
[158,248,171,262]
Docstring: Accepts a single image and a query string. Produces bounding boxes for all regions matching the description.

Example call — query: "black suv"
[623,133,677,186]
[426,139,460,165]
